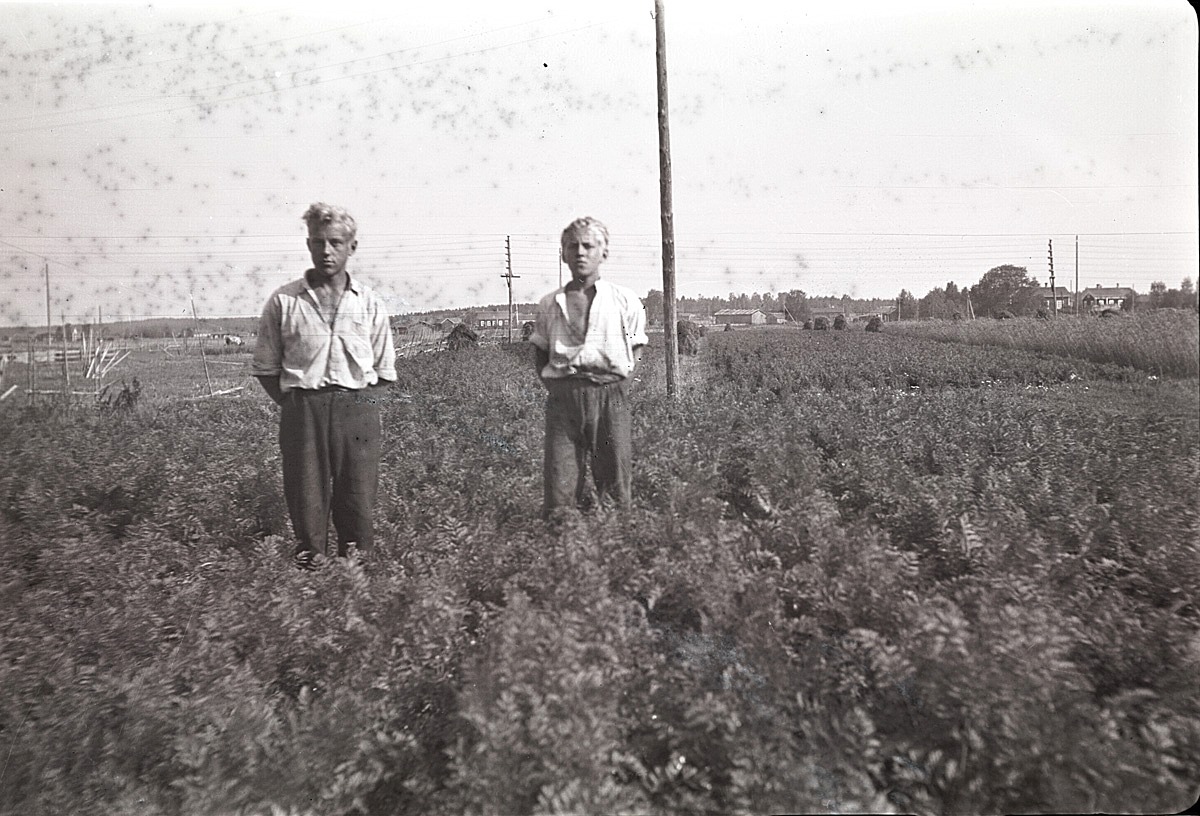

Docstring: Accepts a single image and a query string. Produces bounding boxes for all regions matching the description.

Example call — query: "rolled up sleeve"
[529,297,552,351]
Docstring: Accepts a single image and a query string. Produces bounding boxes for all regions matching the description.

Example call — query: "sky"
[0,0,1196,327]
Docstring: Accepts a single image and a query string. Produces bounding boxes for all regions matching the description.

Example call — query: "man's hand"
[254,375,286,405]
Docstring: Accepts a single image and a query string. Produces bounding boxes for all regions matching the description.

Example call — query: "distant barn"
[713,308,766,326]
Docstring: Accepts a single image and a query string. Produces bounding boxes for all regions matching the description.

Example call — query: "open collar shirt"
[252,272,396,392]
[530,278,649,381]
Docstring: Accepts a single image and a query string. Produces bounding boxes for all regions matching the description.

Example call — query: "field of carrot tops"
[1,323,1197,815]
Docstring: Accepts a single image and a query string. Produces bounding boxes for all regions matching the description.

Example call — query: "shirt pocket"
[282,306,327,359]
[341,319,376,374]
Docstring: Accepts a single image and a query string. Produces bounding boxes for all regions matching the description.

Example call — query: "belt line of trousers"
[543,377,632,517]
[280,388,381,555]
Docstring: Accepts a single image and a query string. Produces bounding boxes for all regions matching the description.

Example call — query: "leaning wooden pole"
[655,0,679,398]
[190,295,214,397]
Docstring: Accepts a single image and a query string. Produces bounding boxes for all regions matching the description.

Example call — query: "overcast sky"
[0,0,1195,326]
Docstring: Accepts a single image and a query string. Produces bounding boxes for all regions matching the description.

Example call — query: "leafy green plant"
[1,330,1196,815]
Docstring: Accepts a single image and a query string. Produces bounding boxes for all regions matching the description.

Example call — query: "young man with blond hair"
[252,203,395,568]
[530,216,648,518]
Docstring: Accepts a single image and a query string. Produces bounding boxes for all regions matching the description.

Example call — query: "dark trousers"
[543,378,632,517]
[280,388,381,556]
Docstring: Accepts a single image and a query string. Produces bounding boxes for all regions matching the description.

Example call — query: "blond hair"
[560,216,609,251]
[302,202,357,238]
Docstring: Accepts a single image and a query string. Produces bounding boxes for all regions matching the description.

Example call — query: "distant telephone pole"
[655,0,679,397]
[44,261,51,353]
[61,311,70,391]
[1048,239,1057,317]
[1074,235,1079,316]
[501,235,520,343]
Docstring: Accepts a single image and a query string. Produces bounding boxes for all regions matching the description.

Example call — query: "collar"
[304,270,361,295]
[557,277,610,298]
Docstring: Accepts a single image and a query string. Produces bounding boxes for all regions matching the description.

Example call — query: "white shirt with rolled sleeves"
[252,273,396,392]
[530,279,648,381]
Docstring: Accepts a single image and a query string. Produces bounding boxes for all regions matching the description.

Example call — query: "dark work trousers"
[543,377,633,518]
[280,387,381,556]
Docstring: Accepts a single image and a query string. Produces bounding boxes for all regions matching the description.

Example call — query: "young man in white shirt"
[529,217,648,519]
[252,203,396,568]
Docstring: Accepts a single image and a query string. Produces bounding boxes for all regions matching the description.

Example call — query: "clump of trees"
[919,282,970,320]
[1148,279,1198,311]
[970,265,1042,318]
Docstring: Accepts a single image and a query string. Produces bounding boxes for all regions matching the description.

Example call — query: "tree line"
[642,290,896,323]
[648,267,1198,323]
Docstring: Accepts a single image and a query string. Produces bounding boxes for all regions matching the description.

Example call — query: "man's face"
[561,227,607,282]
[307,222,357,280]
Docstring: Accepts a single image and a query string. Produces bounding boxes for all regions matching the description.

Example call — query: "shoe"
[293,550,318,571]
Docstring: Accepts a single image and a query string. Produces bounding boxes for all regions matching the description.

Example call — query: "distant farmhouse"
[1040,286,1072,313]
[1080,285,1136,313]
[473,310,515,330]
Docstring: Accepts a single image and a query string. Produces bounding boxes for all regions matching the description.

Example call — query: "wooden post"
[655,0,680,397]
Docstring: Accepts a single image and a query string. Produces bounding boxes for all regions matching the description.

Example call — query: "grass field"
[1,324,1197,815]
[889,309,1199,378]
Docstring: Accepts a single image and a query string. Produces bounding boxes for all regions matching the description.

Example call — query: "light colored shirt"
[252,272,396,392]
[530,278,648,381]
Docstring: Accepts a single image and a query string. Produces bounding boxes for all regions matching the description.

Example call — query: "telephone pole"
[1074,235,1079,316]
[1048,239,1057,317]
[501,235,520,343]
[655,0,679,397]
[61,311,70,391]
[44,261,51,354]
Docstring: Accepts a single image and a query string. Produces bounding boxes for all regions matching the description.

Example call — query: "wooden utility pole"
[501,235,520,343]
[655,0,679,397]
[1048,239,1057,317]
[61,312,70,394]
[44,261,51,355]
[1074,235,1079,316]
